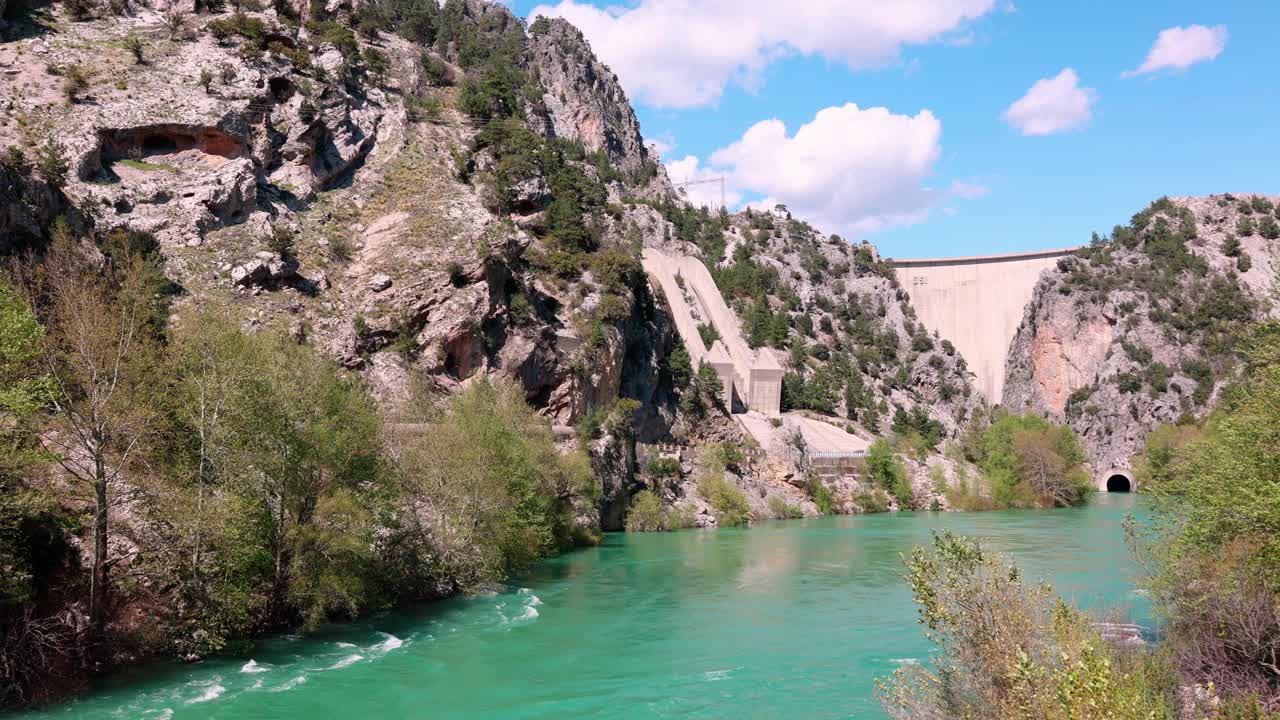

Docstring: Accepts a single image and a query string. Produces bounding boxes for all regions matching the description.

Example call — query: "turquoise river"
[17,494,1151,719]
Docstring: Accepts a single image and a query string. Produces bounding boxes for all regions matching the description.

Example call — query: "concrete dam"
[892,248,1079,404]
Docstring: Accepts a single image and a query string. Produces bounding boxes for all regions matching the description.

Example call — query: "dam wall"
[892,248,1078,404]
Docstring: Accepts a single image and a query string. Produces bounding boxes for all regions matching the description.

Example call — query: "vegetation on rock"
[960,409,1092,508]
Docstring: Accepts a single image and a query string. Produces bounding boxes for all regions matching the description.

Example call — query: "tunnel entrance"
[1106,474,1132,493]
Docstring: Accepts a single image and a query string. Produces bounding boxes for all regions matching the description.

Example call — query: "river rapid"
[17,494,1149,719]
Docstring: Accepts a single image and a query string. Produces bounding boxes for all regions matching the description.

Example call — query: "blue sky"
[512,0,1279,258]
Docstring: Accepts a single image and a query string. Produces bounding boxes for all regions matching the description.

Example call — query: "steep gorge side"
[0,0,997,545]
[1004,195,1279,478]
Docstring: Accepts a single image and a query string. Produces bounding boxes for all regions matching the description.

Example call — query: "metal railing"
[807,450,868,460]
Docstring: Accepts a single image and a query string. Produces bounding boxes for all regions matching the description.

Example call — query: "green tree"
[970,411,1091,508]
[1148,323,1280,581]
[0,282,59,612]
[867,439,912,508]
[1132,324,1280,709]
[1258,215,1280,240]
[392,379,594,593]
[13,231,164,642]
[666,344,692,391]
[224,332,385,626]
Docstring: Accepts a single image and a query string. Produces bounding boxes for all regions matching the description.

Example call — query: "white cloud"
[1124,24,1228,77]
[529,0,998,109]
[694,103,945,235]
[1003,68,1096,136]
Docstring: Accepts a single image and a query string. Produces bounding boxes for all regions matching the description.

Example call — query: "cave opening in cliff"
[1106,474,1132,493]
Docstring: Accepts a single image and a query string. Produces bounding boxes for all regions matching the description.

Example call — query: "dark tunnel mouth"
[1106,474,1132,493]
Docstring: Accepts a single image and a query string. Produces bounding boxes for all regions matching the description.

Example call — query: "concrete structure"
[643,248,784,416]
[892,248,1079,403]
[1100,468,1134,493]
[736,412,871,456]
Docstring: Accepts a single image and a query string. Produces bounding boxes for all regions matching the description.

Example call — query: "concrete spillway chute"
[641,248,783,417]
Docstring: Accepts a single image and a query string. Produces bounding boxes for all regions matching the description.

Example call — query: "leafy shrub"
[447,262,467,287]
[35,140,69,188]
[645,457,681,479]
[267,226,295,259]
[363,47,390,80]
[968,411,1091,508]
[405,93,443,122]
[207,12,265,44]
[855,490,890,514]
[1115,372,1142,394]
[421,51,452,85]
[124,34,145,64]
[624,491,690,532]
[877,532,1175,719]
[808,478,837,515]
[507,294,533,326]
[867,439,912,508]
[61,64,90,103]
[64,0,95,19]
[1258,216,1280,240]
[766,495,803,520]
[695,445,750,527]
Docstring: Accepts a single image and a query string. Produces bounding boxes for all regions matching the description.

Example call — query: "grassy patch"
[118,158,178,173]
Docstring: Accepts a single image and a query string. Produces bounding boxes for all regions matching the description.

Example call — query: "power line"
[673,176,726,210]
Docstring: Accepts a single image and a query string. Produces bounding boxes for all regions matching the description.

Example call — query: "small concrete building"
[747,350,784,417]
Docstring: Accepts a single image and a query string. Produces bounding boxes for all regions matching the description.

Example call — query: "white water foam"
[241,660,270,674]
[142,710,173,719]
[890,658,920,666]
[327,654,364,670]
[498,591,542,624]
[369,632,404,654]
[184,683,225,705]
[703,669,733,682]
[271,676,307,693]
[335,641,358,648]
[510,605,539,623]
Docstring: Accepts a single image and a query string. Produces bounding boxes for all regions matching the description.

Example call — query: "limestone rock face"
[0,165,79,252]
[1003,195,1280,477]
[590,427,636,532]
[529,18,652,177]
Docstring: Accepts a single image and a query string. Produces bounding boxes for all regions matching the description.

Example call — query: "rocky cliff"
[0,0,979,529]
[527,17,654,179]
[1004,195,1279,478]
